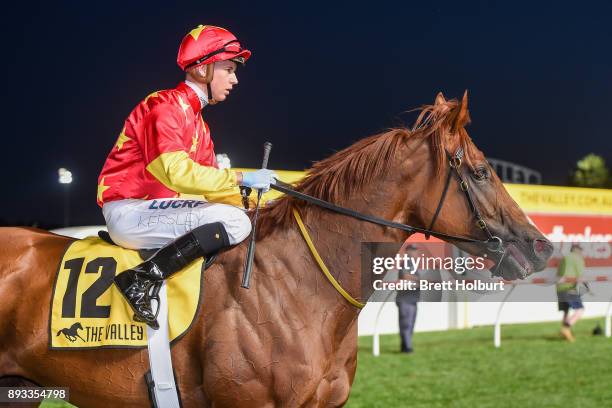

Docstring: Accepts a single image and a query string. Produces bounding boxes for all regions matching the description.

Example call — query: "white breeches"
[102,198,252,249]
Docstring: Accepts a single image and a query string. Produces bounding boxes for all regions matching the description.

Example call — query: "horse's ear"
[434,92,446,105]
[454,90,470,130]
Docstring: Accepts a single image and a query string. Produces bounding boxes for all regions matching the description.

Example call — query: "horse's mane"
[256,97,479,238]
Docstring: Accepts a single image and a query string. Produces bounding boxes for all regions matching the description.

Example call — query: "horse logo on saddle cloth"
[50,236,204,348]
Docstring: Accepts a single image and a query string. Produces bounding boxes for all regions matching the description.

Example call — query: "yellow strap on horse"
[292,208,365,309]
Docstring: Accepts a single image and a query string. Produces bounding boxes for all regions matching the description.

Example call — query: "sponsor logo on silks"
[148,199,207,210]
[57,322,86,343]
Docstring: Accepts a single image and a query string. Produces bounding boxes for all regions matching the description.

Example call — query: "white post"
[493,284,516,348]
[494,321,501,348]
[372,292,394,357]
[373,329,380,357]
[605,298,612,338]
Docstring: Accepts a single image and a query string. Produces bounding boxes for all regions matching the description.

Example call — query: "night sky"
[3,1,611,227]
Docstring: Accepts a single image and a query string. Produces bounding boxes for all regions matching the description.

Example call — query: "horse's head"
[259,91,552,280]
[403,92,552,280]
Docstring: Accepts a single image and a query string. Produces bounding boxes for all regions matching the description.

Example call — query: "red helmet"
[177,25,251,71]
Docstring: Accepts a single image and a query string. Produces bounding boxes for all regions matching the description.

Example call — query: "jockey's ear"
[434,92,446,105]
[453,90,470,131]
[187,64,208,82]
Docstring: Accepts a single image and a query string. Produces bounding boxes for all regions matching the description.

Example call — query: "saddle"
[49,232,216,349]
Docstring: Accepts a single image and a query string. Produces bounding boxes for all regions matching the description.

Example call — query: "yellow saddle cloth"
[50,237,203,349]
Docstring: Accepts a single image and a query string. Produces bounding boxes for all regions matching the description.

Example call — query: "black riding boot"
[114,222,230,330]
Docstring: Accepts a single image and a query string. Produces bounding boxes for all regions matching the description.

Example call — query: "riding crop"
[241,142,272,289]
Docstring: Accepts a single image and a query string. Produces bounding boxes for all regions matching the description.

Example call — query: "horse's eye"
[472,166,489,181]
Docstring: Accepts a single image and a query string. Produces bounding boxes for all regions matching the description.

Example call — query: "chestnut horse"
[0,93,552,407]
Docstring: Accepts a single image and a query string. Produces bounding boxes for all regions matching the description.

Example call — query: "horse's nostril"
[533,239,553,260]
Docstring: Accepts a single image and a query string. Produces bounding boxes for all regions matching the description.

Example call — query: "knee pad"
[232,211,252,244]
[191,222,230,254]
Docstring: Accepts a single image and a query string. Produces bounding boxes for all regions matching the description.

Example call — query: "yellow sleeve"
[203,189,248,207]
[146,151,239,194]
[177,191,247,207]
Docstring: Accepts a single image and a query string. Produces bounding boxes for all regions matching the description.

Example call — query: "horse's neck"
[283,178,410,313]
[247,140,427,339]
[314,204,404,294]
[289,140,432,309]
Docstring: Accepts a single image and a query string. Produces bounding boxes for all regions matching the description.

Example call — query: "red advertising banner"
[529,214,612,267]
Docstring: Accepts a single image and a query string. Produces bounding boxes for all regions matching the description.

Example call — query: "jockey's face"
[210,60,239,102]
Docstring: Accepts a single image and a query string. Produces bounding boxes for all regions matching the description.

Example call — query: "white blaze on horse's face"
[210,60,239,102]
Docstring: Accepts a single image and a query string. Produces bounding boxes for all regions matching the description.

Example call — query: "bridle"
[427,147,504,252]
[271,147,505,254]
[266,146,508,307]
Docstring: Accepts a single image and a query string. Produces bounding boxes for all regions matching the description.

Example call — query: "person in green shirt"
[557,243,586,342]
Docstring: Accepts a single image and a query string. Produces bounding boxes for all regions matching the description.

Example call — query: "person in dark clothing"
[396,244,420,353]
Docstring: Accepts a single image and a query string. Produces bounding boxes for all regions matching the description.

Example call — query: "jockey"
[97,25,276,329]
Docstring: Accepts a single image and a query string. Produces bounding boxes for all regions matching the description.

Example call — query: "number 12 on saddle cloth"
[50,237,203,349]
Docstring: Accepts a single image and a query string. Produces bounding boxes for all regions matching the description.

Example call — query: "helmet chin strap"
[205,63,217,105]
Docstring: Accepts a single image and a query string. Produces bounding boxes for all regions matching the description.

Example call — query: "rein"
[270,148,505,308]
[271,149,503,248]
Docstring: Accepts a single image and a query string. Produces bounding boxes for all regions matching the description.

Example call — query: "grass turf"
[347,318,612,408]
[36,318,612,407]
